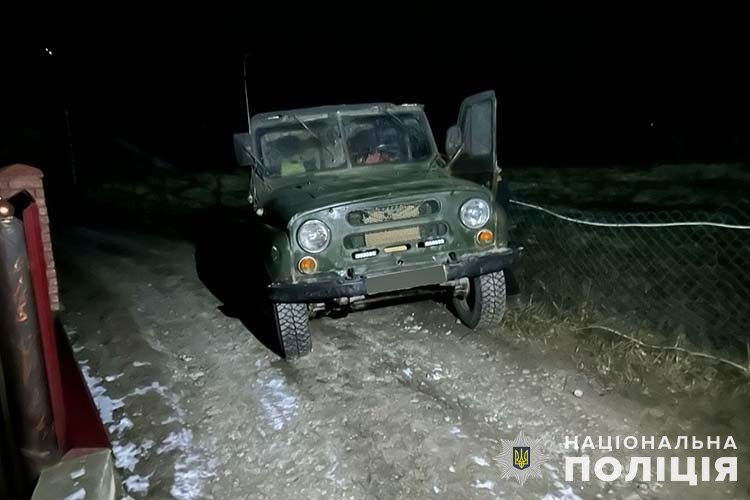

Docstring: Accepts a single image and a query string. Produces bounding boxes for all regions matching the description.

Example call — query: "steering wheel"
[374,142,399,158]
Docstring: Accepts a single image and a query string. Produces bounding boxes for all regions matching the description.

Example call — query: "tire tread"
[274,302,312,358]
[476,271,507,329]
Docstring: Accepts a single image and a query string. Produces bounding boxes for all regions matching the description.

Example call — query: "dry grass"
[502,195,750,398]
[503,284,750,398]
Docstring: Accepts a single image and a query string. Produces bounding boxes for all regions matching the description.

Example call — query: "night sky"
[2,9,748,177]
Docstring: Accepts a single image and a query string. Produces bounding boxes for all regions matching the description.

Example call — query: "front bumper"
[268,247,519,303]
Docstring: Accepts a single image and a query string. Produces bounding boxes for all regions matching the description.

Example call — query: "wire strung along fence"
[507,196,750,365]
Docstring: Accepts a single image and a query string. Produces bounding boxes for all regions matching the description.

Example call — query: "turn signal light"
[298,256,318,274]
[476,229,494,244]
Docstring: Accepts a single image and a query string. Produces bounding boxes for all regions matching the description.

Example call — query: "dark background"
[1,9,748,190]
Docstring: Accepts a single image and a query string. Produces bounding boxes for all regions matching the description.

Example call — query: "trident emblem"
[513,447,530,470]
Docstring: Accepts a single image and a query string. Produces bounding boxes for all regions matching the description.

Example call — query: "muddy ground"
[56,225,749,500]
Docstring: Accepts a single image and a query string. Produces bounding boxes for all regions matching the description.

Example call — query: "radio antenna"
[243,52,251,131]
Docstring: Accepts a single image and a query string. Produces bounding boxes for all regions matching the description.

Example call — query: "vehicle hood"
[261,166,485,227]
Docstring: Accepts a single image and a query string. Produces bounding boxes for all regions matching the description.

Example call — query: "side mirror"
[445,125,462,158]
[233,133,254,167]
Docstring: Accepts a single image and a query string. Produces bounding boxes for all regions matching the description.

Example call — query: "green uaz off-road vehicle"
[233,91,518,358]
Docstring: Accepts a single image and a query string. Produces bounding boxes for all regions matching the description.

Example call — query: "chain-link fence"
[508,197,750,361]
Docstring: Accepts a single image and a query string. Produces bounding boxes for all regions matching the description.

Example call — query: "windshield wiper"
[441,144,464,172]
[384,108,406,126]
[428,153,448,172]
[292,115,336,163]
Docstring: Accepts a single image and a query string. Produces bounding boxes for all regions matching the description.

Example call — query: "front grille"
[365,226,421,247]
[347,200,440,226]
[343,222,449,250]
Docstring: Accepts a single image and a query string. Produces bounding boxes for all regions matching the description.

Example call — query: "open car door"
[446,91,498,191]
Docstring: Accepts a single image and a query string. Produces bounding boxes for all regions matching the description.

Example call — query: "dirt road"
[55,226,745,499]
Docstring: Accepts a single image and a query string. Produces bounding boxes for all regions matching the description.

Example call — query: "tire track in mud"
[56,227,736,500]
[314,301,725,499]
[315,305,567,499]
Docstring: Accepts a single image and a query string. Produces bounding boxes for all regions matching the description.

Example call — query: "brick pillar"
[0,164,59,311]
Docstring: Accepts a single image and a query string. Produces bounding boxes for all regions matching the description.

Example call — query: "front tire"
[452,271,507,329]
[272,302,312,359]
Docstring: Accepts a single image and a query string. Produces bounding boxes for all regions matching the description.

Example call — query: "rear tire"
[452,271,507,329]
[272,302,312,359]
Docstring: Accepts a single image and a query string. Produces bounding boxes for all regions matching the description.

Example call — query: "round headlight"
[460,198,490,229]
[297,219,330,253]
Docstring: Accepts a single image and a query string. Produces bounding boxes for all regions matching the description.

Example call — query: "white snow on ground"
[109,416,134,435]
[471,456,490,467]
[130,381,169,397]
[449,426,468,438]
[255,377,298,431]
[124,474,152,494]
[428,366,445,381]
[105,373,124,382]
[78,355,215,499]
[80,365,124,424]
[541,481,584,500]
[171,450,218,500]
[471,479,495,491]
[156,428,218,499]
[157,429,193,454]
[112,440,154,472]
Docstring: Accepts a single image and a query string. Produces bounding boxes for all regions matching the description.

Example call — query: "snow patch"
[171,455,217,500]
[471,456,490,467]
[472,479,495,491]
[76,340,212,499]
[158,429,193,454]
[257,377,298,431]
[81,365,124,424]
[542,482,584,500]
[428,367,445,381]
[105,373,124,382]
[109,417,134,436]
[130,381,169,397]
[402,367,413,379]
[113,441,152,472]
[124,474,151,494]
[449,426,467,438]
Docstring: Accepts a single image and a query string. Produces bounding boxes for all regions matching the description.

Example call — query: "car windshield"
[343,113,433,167]
[255,110,434,178]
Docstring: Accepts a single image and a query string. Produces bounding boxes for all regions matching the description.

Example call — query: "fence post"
[0,200,59,482]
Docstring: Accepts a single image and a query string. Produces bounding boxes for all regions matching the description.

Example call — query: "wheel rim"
[455,277,478,314]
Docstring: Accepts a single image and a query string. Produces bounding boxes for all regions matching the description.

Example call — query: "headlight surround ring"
[459,198,491,229]
[297,219,331,253]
